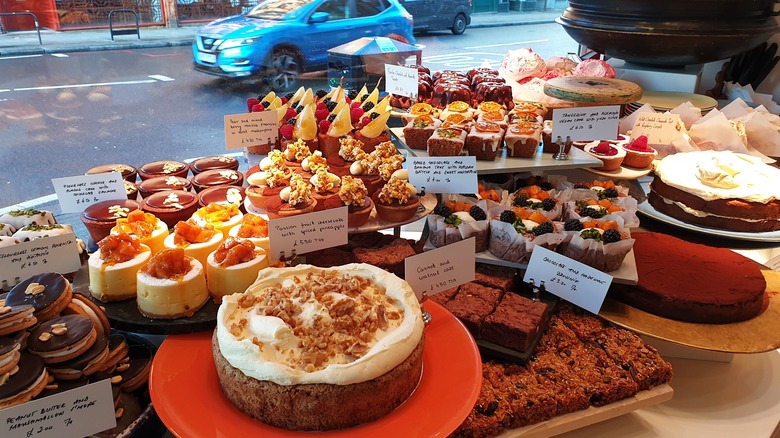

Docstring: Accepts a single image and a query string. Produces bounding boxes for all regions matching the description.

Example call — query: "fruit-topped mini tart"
[352,110,392,154]
[327,136,368,176]
[564,179,630,201]
[339,176,373,228]
[309,168,342,212]
[487,207,567,264]
[348,153,383,196]
[621,135,657,169]
[584,140,627,171]
[163,219,223,270]
[110,209,168,255]
[265,173,317,219]
[559,218,634,272]
[372,176,420,223]
[318,106,353,158]
[245,151,293,210]
[428,197,490,251]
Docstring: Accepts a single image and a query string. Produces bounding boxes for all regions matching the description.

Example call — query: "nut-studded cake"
[213,263,425,431]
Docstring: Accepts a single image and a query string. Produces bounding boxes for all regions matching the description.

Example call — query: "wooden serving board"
[497,384,673,438]
[544,77,643,104]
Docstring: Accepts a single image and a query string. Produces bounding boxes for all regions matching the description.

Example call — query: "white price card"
[51,173,126,214]
[1,379,116,438]
[551,106,620,142]
[630,113,683,145]
[408,157,478,194]
[405,238,475,300]
[0,233,81,287]
[268,207,348,260]
[385,64,419,99]
[224,111,278,151]
[522,246,612,314]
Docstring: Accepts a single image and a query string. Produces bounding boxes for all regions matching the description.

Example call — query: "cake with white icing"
[649,150,780,232]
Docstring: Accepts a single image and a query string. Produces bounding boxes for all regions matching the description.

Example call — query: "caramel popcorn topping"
[338,136,368,162]
[372,141,399,159]
[304,152,328,173]
[267,150,286,167]
[284,139,312,162]
[378,176,415,205]
[265,167,289,188]
[378,155,405,182]
[286,174,312,207]
[339,176,368,207]
[312,168,341,193]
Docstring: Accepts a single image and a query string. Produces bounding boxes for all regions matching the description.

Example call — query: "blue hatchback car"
[193,0,416,90]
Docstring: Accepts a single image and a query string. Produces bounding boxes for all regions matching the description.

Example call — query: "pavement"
[0,9,564,56]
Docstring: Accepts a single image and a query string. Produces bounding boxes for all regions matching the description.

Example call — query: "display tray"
[497,384,674,438]
[150,300,482,437]
[390,128,603,175]
[636,180,780,242]
[584,164,653,180]
[72,266,218,335]
[244,193,436,234]
[599,269,780,354]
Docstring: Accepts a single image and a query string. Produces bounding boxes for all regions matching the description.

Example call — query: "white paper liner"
[559,231,635,272]
[487,219,567,263]
[428,197,489,252]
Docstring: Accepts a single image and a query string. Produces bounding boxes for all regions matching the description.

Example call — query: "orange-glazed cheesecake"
[206,237,268,303]
[88,234,151,302]
[136,247,208,319]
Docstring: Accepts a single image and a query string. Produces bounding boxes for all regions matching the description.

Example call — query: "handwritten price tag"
[407,157,477,194]
[385,64,418,99]
[551,106,620,142]
[630,113,683,145]
[268,207,348,260]
[51,173,126,214]
[1,379,115,438]
[523,246,612,314]
[224,112,278,151]
[404,238,475,300]
[0,233,81,287]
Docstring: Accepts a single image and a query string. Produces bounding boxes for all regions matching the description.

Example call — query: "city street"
[0,22,578,210]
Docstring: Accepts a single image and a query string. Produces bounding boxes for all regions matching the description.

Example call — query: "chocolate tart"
[137,176,192,199]
[86,163,137,182]
[191,169,244,193]
[141,190,199,229]
[80,199,141,244]
[137,160,189,181]
[189,155,239,175]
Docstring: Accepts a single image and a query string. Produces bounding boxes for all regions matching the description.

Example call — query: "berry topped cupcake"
[559,218,634,272]
[621,135,657,169]
[428,198,489,251]
[584,141,626,171]
[487,208,566,263]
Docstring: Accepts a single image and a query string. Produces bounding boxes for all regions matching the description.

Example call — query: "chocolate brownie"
[352,238,416,278]
[458,282,503,305]
[481,292,549,351]
[427,286,459,306]
[474,263,517,293]
[444,290,496,334]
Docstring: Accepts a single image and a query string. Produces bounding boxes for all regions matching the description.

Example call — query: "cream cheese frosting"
[216,263,424,386]
[655,150,780,203]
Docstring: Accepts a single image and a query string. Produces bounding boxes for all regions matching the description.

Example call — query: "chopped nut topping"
[25,283,45,295]
[162,161,183,173]
[108,205,130,218]
[0,306,11,315]
[225,188,242,204]
[219,170,239,180]
[110,375,123,384]
[217,156,233,163]
[116,363,130,372]
[38,332,52,342]
[115,408,124,419]
[52,326,68,336]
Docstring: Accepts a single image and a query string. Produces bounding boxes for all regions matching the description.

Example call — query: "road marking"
[464,39,548,49]
[0,54,43,61]
[51,53,69,58]
[1,78,166,93]
[148,75,175,81]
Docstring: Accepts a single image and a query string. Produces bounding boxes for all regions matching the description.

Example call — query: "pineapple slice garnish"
[295,103,317,141]
[327,106,353,137]
[360,110,391,139]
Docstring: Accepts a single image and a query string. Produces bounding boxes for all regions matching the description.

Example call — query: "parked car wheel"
[264,48,301,91]
[451,13,467,35]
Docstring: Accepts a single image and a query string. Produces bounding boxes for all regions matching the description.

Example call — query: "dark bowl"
[567,0,778,20]
[557,12,779,66]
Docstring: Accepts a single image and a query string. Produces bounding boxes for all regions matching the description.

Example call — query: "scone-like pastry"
[136,247,208,319]
[206,237,268,303]
[88,234,151,302]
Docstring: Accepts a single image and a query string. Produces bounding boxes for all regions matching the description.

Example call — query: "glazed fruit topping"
[625,135,654,152]
[172,220,216,245]
[592,141,617,156]
[474,120,501,133]
[235,213,269,238]
[213,237,256,267]
[113,210,157,239]
[141,247,191,279]
[98,234,143,264]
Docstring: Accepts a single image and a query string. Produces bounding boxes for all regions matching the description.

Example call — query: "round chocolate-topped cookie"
[197,185,246,210]
[191,169,244,193]
[63,293,111,336]
[137,160,189,181]
[6,272,73,322]
[81,199,142,244]
[138,176,192,199]
[0,335,21,376]
[36,376,90,399]
[118,343,152,393]
[141,190,199,229]
[99,333,129,373]
[27,314,97,364]
[47,333,109,380]
[0,353,48,409]
[0,302,37,336]
[190,155,240,175]
[86,164,138,183]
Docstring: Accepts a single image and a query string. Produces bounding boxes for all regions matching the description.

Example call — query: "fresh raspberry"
[318,120,331,132]
[284,107,297,120]
[246,97,260,112]
[351,100,363,109]
[317,102,327,111]
[280,97,289,104]
[279,124,294,140]
[593,141,616,155]
[361,116,371,126]
[315,109,329,122]
[626,135,652,152]
[251,104,264,113]
[351,107,364,123]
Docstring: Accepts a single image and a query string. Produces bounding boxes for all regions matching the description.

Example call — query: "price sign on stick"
[631,113,683,145]
[385,64,419,100]
[405,238,476,300]
[551,106,620,142]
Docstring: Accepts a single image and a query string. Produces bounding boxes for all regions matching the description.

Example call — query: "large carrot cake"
[213,263,425,431]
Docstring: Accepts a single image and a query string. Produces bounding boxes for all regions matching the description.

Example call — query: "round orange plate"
[150,300,482,437]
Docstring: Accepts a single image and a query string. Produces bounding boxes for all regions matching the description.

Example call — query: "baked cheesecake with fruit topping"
[163,220,223,270]
[88,234,151,302]
[190,202,243,238]
[110,210,168,255]
[213,263,424,431]
[137,247,209,319]
[206,237,268,303]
